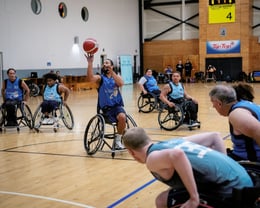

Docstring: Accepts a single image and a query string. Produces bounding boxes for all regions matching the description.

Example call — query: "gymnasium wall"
[143,0,260,77]
[0,0,140,79]
[143,39,199,74]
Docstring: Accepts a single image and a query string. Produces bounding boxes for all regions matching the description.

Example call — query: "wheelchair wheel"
[158,105,184,131]
[20,104,34,129]
[84,114,105,155]
[137,93,157,113]
[126,114,137,128]
[0,106,3,131]
[30,83,40,97]
[33,105,43,131]
[60,104,74,130]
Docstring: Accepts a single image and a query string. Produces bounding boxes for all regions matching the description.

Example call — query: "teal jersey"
[147,139,253,195]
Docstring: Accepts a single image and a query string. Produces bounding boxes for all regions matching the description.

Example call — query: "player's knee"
[155,192,168,208]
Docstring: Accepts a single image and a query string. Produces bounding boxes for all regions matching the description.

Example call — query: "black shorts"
[102,105,126,123]
[185,70,191,77]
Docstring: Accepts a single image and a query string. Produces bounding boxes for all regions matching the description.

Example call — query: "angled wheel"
[33,104,43,130]
[158,105,184,131]
[84,114,105,155]
[21,104,34,129]
[60,104,74,130]
[137,93,157,113]
[0,105,3,131]
[30,83,40,97]
[126,114,137,128]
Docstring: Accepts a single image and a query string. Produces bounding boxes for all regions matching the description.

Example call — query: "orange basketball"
[83,38,99,54]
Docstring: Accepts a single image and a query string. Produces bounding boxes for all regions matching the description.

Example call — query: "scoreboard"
[208,0,236,24]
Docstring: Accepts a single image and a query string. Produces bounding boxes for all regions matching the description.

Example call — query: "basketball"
[83,38,99,54]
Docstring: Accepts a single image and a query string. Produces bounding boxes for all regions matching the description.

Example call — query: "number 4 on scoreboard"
[208,4,235,24]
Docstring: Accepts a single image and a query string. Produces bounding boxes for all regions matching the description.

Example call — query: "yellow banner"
[208,4,235,24]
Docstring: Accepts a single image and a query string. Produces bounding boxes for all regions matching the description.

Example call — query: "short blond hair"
[122,127,150,150]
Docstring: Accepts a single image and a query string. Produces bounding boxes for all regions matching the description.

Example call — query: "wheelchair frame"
[83,113,137,158]
[33,102,74,132]
[137,92,162,113]
[0,102,33,132]
[205,71,217,83]
[158,101,200,131]
[169,161,260,208]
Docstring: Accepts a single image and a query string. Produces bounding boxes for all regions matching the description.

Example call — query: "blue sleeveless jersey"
[230,100,260,161]
[144,75,159,92]
[98,75,124,109]
[168,82,184,99]
[147,139,253,195]
[43,83,61,102]
[5,78,23,101]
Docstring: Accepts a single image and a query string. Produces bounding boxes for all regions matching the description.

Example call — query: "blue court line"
[107,178,157,208]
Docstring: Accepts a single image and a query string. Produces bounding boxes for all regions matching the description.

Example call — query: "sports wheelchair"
[83,110,137,158]
[33,101,74,132]
[24,79,40,97]
[158,98,200,131]
[205,71,217,83]
[137,92,163,113]
[0,101,33,132]
[170,161,260,208]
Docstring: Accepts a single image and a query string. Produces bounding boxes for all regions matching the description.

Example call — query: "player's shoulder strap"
[168,82,184,94]
[4,78,22,90]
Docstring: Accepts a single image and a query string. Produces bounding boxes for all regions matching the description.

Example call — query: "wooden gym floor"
[1,82,260,208]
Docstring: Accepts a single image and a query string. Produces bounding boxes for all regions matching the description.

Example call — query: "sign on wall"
[208,0,235,24]
[206,40,240,54]
[120,55,133,84]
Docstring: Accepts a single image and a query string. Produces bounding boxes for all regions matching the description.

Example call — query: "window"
[81,7,89,22]
[31,0,42,15]
[58,2,67,18]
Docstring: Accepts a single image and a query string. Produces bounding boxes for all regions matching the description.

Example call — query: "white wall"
[0,0,140,72]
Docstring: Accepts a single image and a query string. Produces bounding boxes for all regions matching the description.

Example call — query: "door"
[0,52,3,93]
[206,57,242,81]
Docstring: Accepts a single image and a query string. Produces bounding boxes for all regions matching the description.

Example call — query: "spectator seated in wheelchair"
[206,65,217,82]
[86,54,126,150]
[40,73,70,125]
[122,127,256,208]
[160,71,200,127]
[1,68,30,126]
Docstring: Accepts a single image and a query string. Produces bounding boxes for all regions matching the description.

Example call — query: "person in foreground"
[41,73,70,124]
[209,84,260,162]
[122,127,253,208]
[86,54,126,149]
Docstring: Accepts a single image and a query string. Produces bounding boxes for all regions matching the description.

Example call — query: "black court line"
[0,139,134,161]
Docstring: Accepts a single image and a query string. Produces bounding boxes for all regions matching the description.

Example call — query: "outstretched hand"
[84,53,94,63]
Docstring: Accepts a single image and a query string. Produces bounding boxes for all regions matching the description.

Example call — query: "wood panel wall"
[143,39,199,74]
[143,0,260,76]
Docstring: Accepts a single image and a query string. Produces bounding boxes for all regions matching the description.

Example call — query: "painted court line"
[0,191,95,208]
[107,178,157,208]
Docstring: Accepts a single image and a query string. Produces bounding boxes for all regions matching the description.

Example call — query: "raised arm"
[85,54,101,84]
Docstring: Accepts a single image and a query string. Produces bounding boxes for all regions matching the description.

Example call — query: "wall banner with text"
[206,40,240,54]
